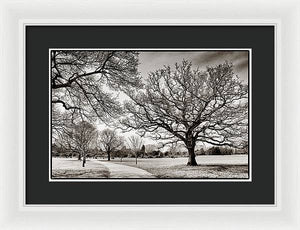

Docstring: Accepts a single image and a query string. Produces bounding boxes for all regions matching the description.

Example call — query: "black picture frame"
[26,26,275,205]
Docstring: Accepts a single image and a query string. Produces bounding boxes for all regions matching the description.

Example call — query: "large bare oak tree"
[121,61,248,165]
[51,50,141,164]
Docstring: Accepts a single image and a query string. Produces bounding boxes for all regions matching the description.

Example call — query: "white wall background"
[0,0,300,229]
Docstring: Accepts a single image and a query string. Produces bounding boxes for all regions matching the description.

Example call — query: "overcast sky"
[139,50,249,83]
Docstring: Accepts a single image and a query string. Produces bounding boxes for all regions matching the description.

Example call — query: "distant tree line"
[52,141,248,159]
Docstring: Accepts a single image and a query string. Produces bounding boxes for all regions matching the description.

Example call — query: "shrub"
[205,147,234,155]
[221,147,234,155]
[208,147,221,155]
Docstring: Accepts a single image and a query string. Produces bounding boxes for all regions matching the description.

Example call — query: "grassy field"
[52,158,110,178]
[52,155,249,179]
[110,155,249,179]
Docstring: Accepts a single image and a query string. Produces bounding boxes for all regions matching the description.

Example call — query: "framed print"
[1,0,300,229]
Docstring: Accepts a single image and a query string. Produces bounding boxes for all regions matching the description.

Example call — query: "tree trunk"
[107,151,111,161]
[78,153,81,160]
[135,153,138,165]
[187,147,198,166]
[82,153,86,167]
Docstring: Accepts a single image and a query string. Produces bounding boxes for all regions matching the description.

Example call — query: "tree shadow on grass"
[52,169,110,179]
[147,164,249,179]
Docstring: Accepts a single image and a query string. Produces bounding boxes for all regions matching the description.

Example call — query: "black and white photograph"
[50,49,250,180]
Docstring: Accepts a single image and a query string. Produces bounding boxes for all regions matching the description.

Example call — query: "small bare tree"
[127,135,143,164]
[52,108,83,160]
[74,121,97,167]
[121,61,248,166]
[58,121,98,167]
[99,129,124,161]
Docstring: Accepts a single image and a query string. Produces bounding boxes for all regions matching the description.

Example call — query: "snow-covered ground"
[52,155,248,179]
[109,155,249,179]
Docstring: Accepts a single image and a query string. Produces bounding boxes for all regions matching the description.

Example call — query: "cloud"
[139,51,249,82]
[192,51,247,65]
